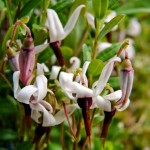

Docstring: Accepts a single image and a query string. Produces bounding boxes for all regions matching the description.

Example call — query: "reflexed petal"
[33,75,47,102]
[63,5,85,39]
[37,63,45,75]
[35,43,49,54]
[46,9,64,42]
[104,90,122,101]
[59,72,74,87]
[41,63,49,72]
[120,70,128,101]
[125,70,134,100]
[85,12,95,29]
[117,99,130,111]
[30,102,56,126]
[81,61,90,86]
[17,85,37,104]
[93,96,111,112]
[13,71,37,104]
[93,56,121,96]
[50,66,61,79]
[70,57,81,71]
[69,82,93,98]
[40,100,53,113]
[54,104,79,125]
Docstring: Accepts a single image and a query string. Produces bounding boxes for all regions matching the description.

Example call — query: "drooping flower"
[13,63,77,126]
[115,57,134,110]
[59,56,124,137]
[46,5,85,43]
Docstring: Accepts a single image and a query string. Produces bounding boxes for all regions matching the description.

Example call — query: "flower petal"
[46,9,64,42]
[93,56,121,96]
[13,71,37,104]
[104,90,122,101]
[50,66,61,79]
[85,12,95,29]
[81,61,90,86]
[33,75,47,102]
[63,5,85,39]
[30,102,56,126]
[93,96,111,112]
[70,56,81,71]
[117,99,130,111]
[54,104,79,125]
[34,43,49,54]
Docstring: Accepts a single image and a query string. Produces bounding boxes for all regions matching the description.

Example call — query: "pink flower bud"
[19,35,35,85]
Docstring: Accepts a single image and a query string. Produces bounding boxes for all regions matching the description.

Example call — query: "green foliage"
[116,0,150,14]
[88,59,105,76]
[96,42,122,61]
[92,0,109,19]
[98,15,125,40]
[18,0,43,18]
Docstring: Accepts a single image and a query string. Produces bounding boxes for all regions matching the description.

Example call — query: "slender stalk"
[73,117,82,150]
[60,123,65,150]
[0,72,13,90]
[92,18,101,59]
[75,26,89,56]
[63,102,77,140]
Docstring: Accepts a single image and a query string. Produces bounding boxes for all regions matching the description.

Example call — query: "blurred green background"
[0,0,150,149]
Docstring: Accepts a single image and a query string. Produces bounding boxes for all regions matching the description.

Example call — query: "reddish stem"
[63,103,77,140]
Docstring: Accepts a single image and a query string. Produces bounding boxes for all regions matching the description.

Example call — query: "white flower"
[127,18,141,36]
[50,56,81,80]
[46,5,85,43]
[59,56,127,112]
[13,63,77,126]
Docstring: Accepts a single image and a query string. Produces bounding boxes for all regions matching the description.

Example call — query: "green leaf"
[38,47,53,63]
[96,42,122,61]
[50,0,74,12]
[100,0,109,19]
[61,46,73,64]
[32,24,48,45]
[116,0,150,14]
[98,15,125,41]
[0,0,5,11]
[82,44,91,62]
[88,59,105,77]
[18,0,42,18]
[92,0,108,19]
[108,77,120,89]
[0,129,18,141]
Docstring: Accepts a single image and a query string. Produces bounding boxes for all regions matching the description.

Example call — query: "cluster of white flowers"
[10,5,134,129]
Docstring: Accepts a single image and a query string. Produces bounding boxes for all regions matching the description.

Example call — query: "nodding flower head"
[19,35,35,85]
[115,58,134,110]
